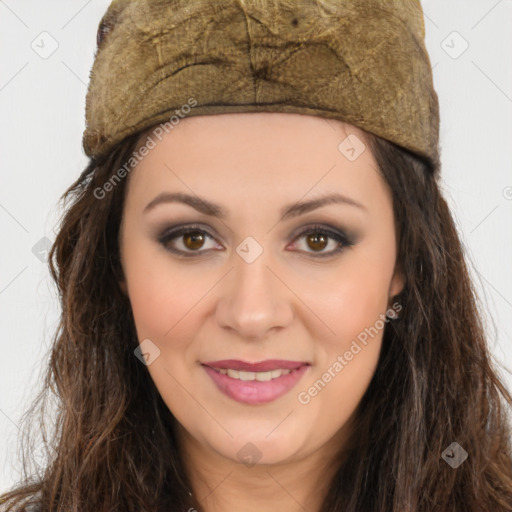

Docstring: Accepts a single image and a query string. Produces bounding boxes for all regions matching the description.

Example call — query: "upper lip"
[202,359,310,372]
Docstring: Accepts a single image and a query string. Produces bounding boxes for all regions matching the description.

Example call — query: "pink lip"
[201,362,310,405]
[202,359,308,372]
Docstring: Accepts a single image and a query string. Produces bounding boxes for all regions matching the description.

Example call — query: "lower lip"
[202,364,310,405]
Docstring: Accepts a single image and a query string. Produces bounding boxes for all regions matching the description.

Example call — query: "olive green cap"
[82,0,440,171]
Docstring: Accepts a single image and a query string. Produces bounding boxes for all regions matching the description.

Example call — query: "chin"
[204,425,308,466]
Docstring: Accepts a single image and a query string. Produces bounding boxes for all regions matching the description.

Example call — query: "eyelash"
[158,223,354,259]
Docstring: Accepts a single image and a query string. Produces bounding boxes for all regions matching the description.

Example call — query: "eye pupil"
[307,234,328,251]
[160,226,349,258]
[183,232,205,250]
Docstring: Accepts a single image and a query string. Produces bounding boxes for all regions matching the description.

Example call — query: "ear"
[116,229,128,297]
[114,254,128,296]
[389,262,405,300]
[118,278,128,296]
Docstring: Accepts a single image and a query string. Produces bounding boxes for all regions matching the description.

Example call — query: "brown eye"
[158,224,353,259]
[158,226,220,257]
[182,232,206,250]
[305,233,329,252]
[291,225,354,258]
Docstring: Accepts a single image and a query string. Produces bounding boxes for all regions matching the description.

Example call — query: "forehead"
[126,112,388,211]
[133,112,368,155]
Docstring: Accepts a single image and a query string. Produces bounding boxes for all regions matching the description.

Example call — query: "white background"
[1,0,511,493]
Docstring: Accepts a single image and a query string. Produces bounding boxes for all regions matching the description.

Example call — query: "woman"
[2,0,512,511]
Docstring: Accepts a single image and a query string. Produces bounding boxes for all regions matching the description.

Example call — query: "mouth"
[201,359,310,404]
[201,359,310,381]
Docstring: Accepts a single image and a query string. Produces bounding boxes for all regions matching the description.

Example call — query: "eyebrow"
[143,191,367,220]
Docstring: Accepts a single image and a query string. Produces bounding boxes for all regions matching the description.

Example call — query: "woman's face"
[118,112,403,467]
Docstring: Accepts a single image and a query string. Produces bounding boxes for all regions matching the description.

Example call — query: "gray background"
[1,0,511,493]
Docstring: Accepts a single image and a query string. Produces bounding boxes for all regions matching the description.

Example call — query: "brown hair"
[1,127,511,512]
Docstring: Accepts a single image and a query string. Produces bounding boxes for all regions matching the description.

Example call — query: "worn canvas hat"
[82,0,440,171]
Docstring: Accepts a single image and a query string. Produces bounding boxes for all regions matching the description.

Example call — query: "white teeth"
[256,371,272,382]
[219,368,293,381]
[238,371,256,381]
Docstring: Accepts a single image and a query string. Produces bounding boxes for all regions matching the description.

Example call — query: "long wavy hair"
[1,124,511,512]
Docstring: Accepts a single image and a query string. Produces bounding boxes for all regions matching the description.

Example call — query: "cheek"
[122,240,208,342]
[122,248,206,413]
[294,266,389,434]
[293,244,395,405]
[299,253,394,348]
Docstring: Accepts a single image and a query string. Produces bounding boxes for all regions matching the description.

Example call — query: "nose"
[215,247,294,341]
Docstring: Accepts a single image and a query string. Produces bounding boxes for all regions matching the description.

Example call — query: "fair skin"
[118,112,404,512]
